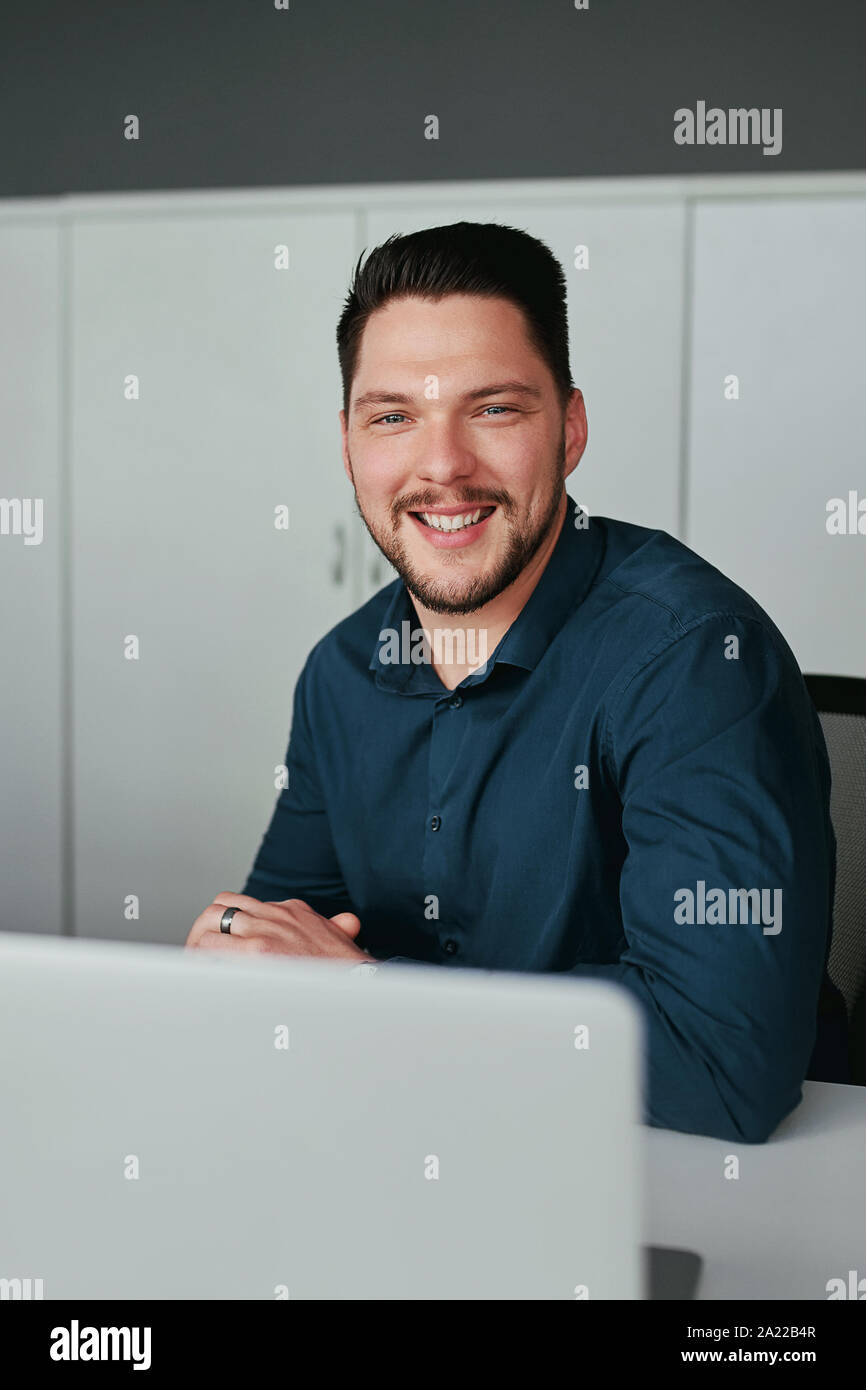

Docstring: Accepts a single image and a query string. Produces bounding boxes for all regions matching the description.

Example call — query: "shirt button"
[443,938,459,955]
[449,694,463,709]
[430,815,441,831]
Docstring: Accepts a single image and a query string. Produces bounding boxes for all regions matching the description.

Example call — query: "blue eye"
[372,405,517,424]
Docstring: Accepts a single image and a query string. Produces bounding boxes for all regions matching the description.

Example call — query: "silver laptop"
[0,931,644,1300]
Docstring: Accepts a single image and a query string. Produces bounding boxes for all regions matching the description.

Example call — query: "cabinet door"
[0,217,63,935]
[687,196,866,677]
[70,210,358,941]
[359,199,686,599]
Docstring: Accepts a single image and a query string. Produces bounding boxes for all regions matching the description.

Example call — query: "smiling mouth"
[410,506,496,533]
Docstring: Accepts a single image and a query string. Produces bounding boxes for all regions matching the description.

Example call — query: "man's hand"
[184,892,376,962]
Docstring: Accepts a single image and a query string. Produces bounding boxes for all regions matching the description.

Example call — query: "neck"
[409,491,568,691]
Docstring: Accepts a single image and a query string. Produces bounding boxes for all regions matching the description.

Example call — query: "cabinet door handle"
[331,523,346,586]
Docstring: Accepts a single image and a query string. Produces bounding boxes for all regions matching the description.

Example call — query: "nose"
[414,418,477,489]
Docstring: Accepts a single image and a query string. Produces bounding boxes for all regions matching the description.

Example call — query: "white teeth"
[421,508,486,532]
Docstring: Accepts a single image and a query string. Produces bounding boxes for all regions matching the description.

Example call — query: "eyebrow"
[351,380,544,414]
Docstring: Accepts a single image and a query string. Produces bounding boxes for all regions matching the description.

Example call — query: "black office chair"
[803,674,866,1085]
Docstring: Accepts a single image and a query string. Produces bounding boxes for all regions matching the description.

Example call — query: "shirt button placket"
[426,693,467,962]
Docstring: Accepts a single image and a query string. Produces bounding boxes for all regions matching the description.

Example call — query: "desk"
[648,1081,866,1300]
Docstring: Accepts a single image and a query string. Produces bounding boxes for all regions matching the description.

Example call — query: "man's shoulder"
[593,513,783,643]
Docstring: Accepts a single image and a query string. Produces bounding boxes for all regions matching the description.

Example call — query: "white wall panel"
[70,210,358,941]
[687,196,866,678]
[0,219,64,935]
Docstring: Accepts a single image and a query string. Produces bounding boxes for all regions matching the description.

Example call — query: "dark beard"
[349,440,567,616]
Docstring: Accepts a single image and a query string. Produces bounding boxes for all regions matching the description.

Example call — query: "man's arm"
[241,648,356,920]
[566,612,834,1143]
[185,650,376,960]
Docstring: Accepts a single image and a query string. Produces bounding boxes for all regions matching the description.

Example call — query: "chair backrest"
[804,674,866,1084]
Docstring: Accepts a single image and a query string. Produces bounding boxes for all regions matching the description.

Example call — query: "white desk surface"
[647,1080,866,1300]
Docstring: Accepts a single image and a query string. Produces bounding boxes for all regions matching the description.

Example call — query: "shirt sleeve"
[568,612,835,1144]
[241,652,354,920]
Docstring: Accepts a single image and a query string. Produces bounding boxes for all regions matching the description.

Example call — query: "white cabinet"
[5,179,863,946]
[361,198,687,598]
[0,218,64,935]
[69,210,359,940]
[687,196,866,678]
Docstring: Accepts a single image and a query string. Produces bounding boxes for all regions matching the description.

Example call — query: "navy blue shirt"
[243,502,848,1141]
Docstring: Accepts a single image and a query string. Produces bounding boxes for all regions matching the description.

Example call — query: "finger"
[201,897,294,943]
[206,906,280,939]
[186,904,239,949]
[185,911,213,948]
[270,898,359,935]
[186,892,268,949]
[212,891,274,913]
[329,912,362,939]
[194,931,260,953]
[187,906,264,947]
[213,892,306,929]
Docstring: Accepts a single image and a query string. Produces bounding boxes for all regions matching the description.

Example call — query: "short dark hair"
[336,221,574,415]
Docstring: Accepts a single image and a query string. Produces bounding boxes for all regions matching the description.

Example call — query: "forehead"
[354,293,540,378]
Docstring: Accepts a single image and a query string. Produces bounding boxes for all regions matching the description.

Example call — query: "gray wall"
[1,0,865,198]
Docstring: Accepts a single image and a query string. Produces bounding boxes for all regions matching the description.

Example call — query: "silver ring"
[219,907,239,934]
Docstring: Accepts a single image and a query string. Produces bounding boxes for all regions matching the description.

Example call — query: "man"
[186,221,848,1141]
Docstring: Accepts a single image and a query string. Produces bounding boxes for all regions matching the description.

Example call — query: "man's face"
[340,293,587,615]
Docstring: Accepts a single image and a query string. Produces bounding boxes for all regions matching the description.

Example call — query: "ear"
[339,408,353,484]
[563,388,588,482]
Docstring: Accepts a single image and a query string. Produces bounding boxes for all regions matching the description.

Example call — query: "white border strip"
[1,170,866,223]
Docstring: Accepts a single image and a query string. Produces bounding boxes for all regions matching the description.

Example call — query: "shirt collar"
[369,500,604,695]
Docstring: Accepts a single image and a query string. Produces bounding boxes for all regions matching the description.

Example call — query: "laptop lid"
[0,931,644,1299]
